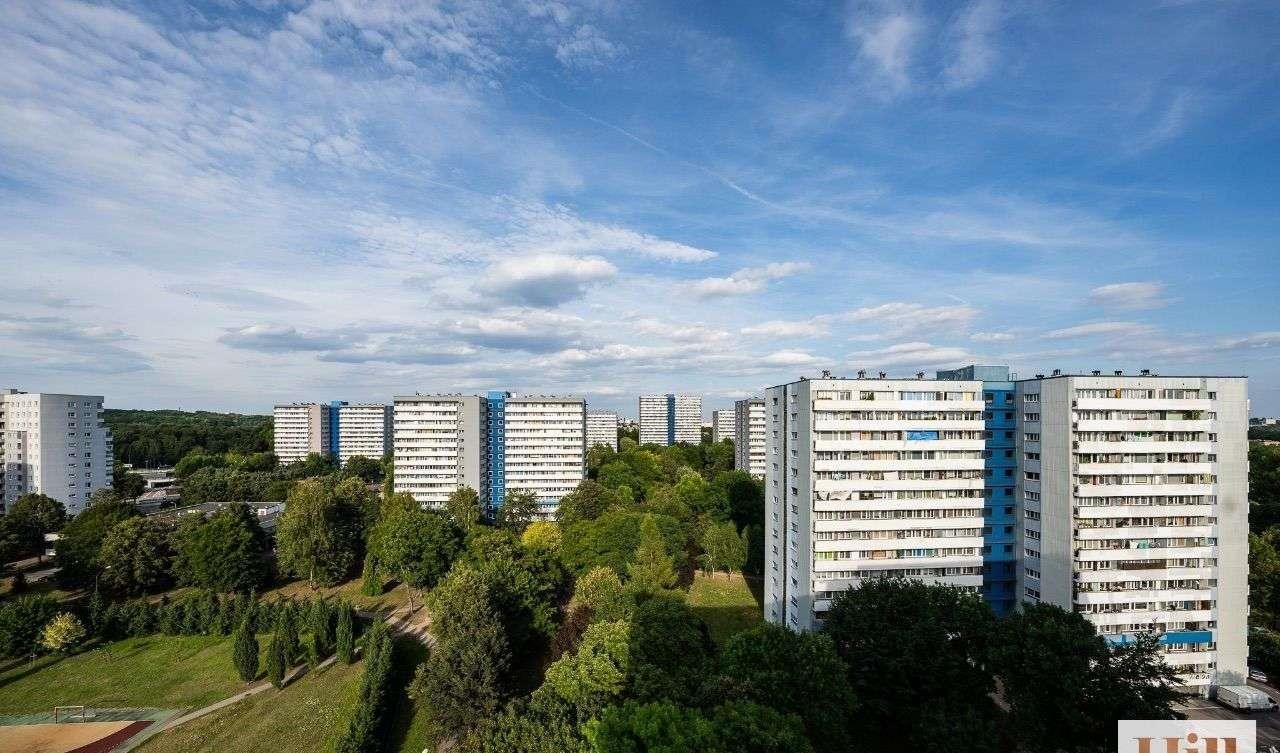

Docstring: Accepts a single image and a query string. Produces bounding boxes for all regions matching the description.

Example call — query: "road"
[1179,680,1280,750]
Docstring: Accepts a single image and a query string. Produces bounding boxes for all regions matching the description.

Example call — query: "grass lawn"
[0,635,249,713]
[261,577,414,613]
[139,658,365,753]
[687,572,762,645]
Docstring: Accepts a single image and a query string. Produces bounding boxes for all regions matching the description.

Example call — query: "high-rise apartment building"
[712,410,734,443]
[392,395,487,509]
[1,391,114,515]
[1015,372,1248,693]
[938,365,1019,616]
[734,398,766,478]
[764,375,986,631]
[638,394,702,445]
[393,392,585,516]
[336,403,393,465]
[272,403,331,464]
[586,410,619,451]
[492,393,586,516]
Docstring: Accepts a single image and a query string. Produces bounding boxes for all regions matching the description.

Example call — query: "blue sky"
[2,0,1279,417]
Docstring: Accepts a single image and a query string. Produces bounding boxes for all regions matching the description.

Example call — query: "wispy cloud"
[688,262,811,298]
[944,0,1003,89]
[847,1,925,94]
[1088,281,1169,310]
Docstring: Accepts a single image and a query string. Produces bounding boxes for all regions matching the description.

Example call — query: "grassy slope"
[139,659,364,753]
[687,572,763,646]
[0,636,248,713]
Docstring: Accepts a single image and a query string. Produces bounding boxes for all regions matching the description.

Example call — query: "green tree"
[1252,444,1280,532]
[699,521,746,576]
[712,470,764,532]
[370,508,462,608]
[309,599,332,655]
[336,600,356,664]
[416,567,512,731]
[570,566,633,623]
[7,493,68,559]
[445,486,483,531]
[276,479,362,587]
[498,489,539,534]
[627,514,678,595]
[627,596,714,705]
[98,517,174,595]
[1251,530,1280,623]
[336,618,395,753]
[557,481,625,528]
[543,620,631,719]
[561,509,685,576]
[342,455,384,484]
[112,463,147,500]
[39,612,86,653]
[585,701,713,753]
[713,623,855,752]
[991,603,1183,753]
[233,617,260,681]
[0,595,60,658]
[823,579,1001,753]
[521,521,562,552]
[174,503,268,592]
[707,701,814,753]
[266,627,289,689]
[54,498,138,585]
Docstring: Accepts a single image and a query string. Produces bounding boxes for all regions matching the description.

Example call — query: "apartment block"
[336,403,393,464]
[492,393,586,516]
[734,398,766,478]
[938,365,1019,616]
[712,409,734,443]
[638,394,702,445]
[1,391,114,515]
[272,403,331,464]
[1015,372,1249,693]
[765,375,986,631]
[586,410,620,451]
[392,395,487,510]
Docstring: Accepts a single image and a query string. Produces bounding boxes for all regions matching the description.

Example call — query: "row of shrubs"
[89,589,356,643]
[336,617,395,753]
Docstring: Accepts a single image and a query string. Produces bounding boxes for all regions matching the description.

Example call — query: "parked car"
[1250,668,1269,683]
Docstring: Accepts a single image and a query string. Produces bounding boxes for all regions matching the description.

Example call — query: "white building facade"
[638,393,702,445]
[1,391,114,515]
[392,395,487,510]
[1015,373,1249,693]
[336,403,393,465]
[586,410,619,451]
[765,377,986,631]
[272,403,331,465]
[498,395,586,516]
[734,398,767,478]
[712,409,734,443]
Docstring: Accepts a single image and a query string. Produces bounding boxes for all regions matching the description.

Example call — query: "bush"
[233,617,260,682]
[40,613,87,654]
[337,600,355,664]
[266,628,289,689]
[335,618,394,753]
[0,595,60,658]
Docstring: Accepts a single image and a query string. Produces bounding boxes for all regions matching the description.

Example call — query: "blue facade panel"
[487,391,506,513]
[938,366,1016,616]
[328,400,344,458]
[1106,631,1214,646]
[666,393,676,445]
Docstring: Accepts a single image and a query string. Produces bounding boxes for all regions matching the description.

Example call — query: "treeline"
[104,408,272,468]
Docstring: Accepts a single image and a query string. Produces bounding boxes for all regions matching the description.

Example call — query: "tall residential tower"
[734,397,766,478]
[1,391,114,515]
[638,394,702,445]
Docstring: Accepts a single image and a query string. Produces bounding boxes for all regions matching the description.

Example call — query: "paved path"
[113,657,335,752]
[116,605,437,752]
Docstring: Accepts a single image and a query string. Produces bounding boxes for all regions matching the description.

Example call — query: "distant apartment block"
[491,393,586,516]
[1015,372,1248,693]
[587,410,620,451]
[765,375,986,631]
[336,403,393,464]
[272,403,331,464]
[638,393,702,445]
[393,392,584,516]
[1,391,114,515]
[392,395,487,510]
[734,397,766,478]
[712,409,734,443]
[1252,417,1279,426]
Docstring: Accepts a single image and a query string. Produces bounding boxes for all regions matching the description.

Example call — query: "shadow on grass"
[0,652,69,692]
[384,636,429,753]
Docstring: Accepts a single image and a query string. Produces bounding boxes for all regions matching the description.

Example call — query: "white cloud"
[1044,321,1156,339]
[507,205,717,262]
[218,324,343,352]
[841,302,979,338]
[477,254,617,307]
[943,0,1002,89]
[1088,281,1168,310]
[970,331,1014,342]
[555,24,624,69]
[688,262,812,298]
[847,2,924,94]
[741,319,830,338]
[847,341,973,369]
